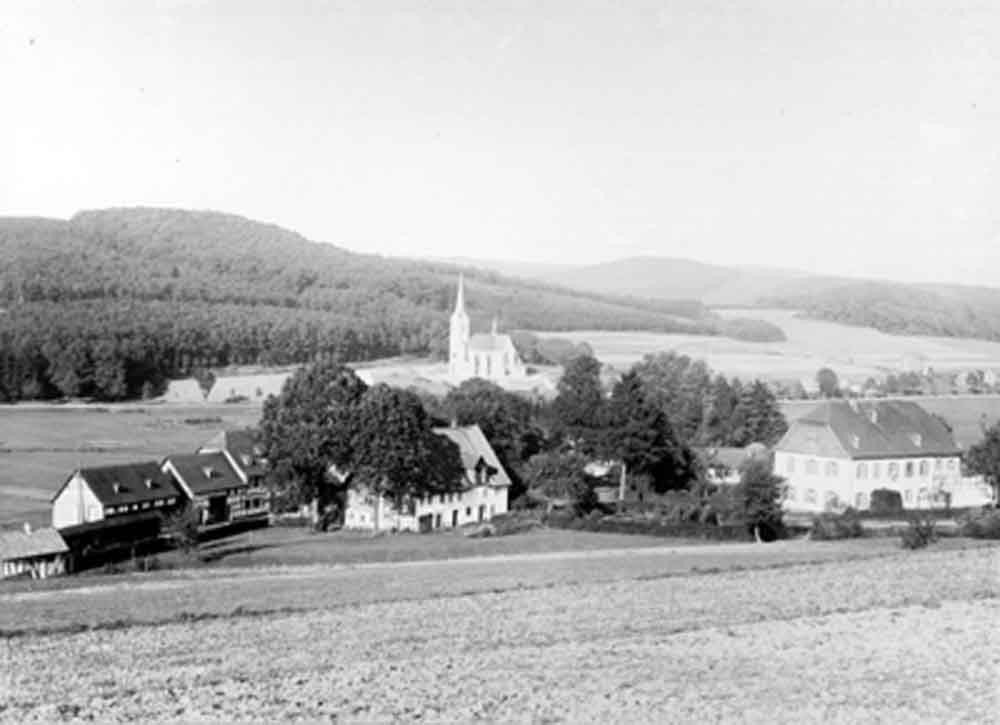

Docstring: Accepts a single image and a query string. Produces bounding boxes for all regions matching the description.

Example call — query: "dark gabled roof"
[62,462,180,507]
[433,424,512,488]
[776,400,961,460]
[199,429,266,478]
[163,452,244,497]
[0,527,68,561]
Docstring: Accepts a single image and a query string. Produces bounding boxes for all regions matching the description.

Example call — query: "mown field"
[0,403,260,529]
[1,539,997,723]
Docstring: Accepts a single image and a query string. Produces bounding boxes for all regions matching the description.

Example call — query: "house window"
[104,507,115,516]
[824,461,838,477]
[888,462,899,480]
[918,487,929,503]
[856,463,867,479]
[465,507,471,516]
[141,502,151,509]
[871,462,881,479]
[850,434,860,449]
[806,459,818,475]
[824,491,839,509]
[934,459,943,471]
[905,462,914,478]
[918,460,929,476]
[947,458,957,471]
[910,433,922,447]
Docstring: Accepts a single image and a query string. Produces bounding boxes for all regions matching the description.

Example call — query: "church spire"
[453,273,466,315]
[491,316,498,335]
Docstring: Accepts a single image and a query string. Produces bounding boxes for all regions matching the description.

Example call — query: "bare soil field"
[0,404,260,529]
[1,540,997,723]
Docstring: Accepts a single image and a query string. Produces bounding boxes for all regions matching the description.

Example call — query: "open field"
[0,404,260,530]
[1,539,997,722]
[537,308,1000,381]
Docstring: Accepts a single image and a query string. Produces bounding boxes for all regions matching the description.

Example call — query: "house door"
[207,496,228,524]
[478,505,485,522]
[418,514,433,534]
[451,510,458,527]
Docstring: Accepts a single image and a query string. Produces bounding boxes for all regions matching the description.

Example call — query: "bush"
[490,511,544,536]
[870,488,904,515]
[811,510,864,540]
[900,514,937,549]
[960,509,1000,539]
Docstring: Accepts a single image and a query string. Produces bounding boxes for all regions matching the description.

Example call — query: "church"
[448,275,526,382]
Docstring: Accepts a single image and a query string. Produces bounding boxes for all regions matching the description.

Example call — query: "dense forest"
[0,208,784,401]
[763,281,1000,341]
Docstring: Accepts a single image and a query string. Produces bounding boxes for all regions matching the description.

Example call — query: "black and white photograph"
[1,1,998,722]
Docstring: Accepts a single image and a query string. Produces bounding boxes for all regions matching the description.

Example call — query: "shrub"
[900,514,937,549]
[811,510,864,540]
[870,488,904,515]
[960,509,1000,539]
[490,511,544,536]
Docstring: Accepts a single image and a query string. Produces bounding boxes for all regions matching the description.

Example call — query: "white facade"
[776,450,963,513]
[448,274,526,383]
[52,472,105,529]
[344,484,508,532]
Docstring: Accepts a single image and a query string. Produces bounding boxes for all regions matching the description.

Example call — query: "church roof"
[467,333,511,352]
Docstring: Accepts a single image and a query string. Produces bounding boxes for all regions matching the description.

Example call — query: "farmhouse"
[448,275,526,383]
[205,373,290,403]
[0,525,69,580]
[344,424,510,532]
[162,452,269,528]
[52,462,182,531]
[774,400,964,513]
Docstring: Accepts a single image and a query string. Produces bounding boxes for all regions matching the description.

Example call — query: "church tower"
[449,274,470,379]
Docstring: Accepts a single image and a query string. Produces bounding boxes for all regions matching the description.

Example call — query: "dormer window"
[240,454,253,466]
[202,466,218,479]
[849,434,860,449]
[145,478,155,489]
[112,482,121,494]
[910,433,922,447]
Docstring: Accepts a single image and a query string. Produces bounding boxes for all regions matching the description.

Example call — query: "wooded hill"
[0,208,783,401]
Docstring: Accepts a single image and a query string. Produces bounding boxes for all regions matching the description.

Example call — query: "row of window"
[787,487,935,508]
[105,497,177,516]
[419,489,493,507]
[785,456,956,480]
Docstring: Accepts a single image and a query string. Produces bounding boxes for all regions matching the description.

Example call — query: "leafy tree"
[440,379,543,500]
[964,421,1000,504]
[259,361,368,509]
[351,384,465,505]
[728,380,788,447]
[736,457,786,541]
[521,450,595,513]
[603,371,696,494]
[162,503,201,555]
[551,354,606,452]
[816,367,840,398]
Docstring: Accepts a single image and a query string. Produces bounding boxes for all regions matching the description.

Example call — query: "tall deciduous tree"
[736,457,786,541]
[551,354,606,453]
[964,421,1000,504]
[816,367,840,398]
[521,450,595,513]
[604,371,696,494]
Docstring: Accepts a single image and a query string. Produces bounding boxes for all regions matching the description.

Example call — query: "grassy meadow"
[0,403,260,530]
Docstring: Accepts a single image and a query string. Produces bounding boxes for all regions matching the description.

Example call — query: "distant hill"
[448,255,1000,343]
[0,208,783,402]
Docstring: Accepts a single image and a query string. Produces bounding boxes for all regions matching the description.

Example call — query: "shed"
[0,526,70,580]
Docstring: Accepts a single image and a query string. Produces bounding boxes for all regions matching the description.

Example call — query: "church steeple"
[453,273,466,315]
[449,274,470,379]
[491,316,498,336]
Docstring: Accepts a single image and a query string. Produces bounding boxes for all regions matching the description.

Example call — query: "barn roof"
[199,428,266,479]
[433,424,512,488]
[0,527,68,561]
[163,452,244,497]
[57,462,181,507]
[776,400,961,460]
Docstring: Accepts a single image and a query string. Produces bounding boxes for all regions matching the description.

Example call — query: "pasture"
[535,308,1000,381]
[0,403,260,530]
[1,539,996,722]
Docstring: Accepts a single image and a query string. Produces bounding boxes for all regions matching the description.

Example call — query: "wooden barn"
[162,451,269,529]
[0,526,70,580]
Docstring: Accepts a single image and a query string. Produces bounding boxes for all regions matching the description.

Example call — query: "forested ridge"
[762,281,1000,341]
[0,207,783,401]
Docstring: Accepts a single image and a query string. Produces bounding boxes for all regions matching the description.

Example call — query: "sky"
[2,1,998,285]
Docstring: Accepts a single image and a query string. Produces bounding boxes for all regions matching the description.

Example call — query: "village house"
[343,424,510,532]
[0,525,69,580]
[448,275,526,383]
[52,462,183,531]
[162,451,269,528]
[197,428,271,517]
[774,400,966,513]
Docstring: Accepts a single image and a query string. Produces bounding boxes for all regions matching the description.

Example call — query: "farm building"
[698,445,770,486]
[774,400,968,514]
[198,428,268,487]
[161,378,206,403]
[52,462,182,531]
[162,452,269,528]
[0,525,69,580]
[205,373,290,403]
[344,424,510,532]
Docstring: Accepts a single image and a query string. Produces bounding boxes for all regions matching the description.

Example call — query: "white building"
[448,274,525,383]
[774,400,968,513]
[344,424,511,532]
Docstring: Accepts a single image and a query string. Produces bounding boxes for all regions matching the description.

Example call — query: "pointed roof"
[163,451,244,497]
[452,273,466,316]
[433,424,511,488]
[0,527,68,561]
[55,462,180,507]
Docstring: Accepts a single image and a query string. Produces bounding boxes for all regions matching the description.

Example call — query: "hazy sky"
[2,1,998,285]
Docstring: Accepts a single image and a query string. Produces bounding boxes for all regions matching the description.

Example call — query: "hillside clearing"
[1,542,996,723]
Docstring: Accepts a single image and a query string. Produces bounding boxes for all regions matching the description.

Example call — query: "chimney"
[450,417,458,429]
[22,521,31,535]
[145,478,154,489]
